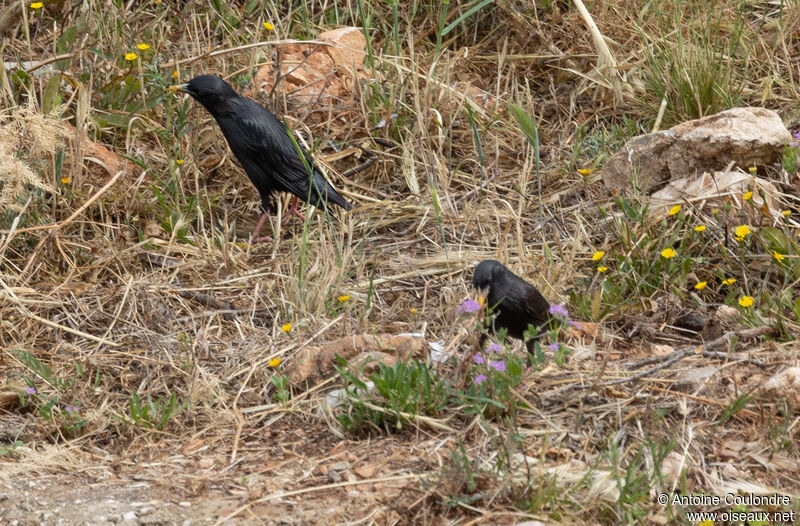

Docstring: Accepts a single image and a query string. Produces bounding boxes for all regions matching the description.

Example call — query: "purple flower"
[474,374,488,385]
[65,406,79,413]
[457,298,482,314]
[546,342,559,352]
[25,387,36,395]
[473,354,485,364]
[794,130,800,139]
[488,360,506,372]
[791,141,799,148]
[549,304,569,319]
[568,319,582,329]
[486,343,502,353]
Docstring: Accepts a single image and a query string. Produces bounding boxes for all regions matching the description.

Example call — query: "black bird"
[472,259,551,354]
[176,74,353,242]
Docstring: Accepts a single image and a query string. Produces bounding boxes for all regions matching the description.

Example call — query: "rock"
[652,344,675,356]
[675,366,720,387]
[715,305,739,323]
[602,108,791,193]
[758,367,800,410]
[660,451,689,488]
[648,171,781,221]
[285,333,429,386]
[254,27,367,112]
[319,27,367,71]
[673,312,708,334]
[353,463,378,479]
[329,461,351,472]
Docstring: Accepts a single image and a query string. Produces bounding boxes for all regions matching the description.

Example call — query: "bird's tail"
[313,171,353,211]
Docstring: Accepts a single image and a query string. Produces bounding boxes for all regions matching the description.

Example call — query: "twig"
[214,473,423,525]
[626,326,773,370]
[554,326,774,395]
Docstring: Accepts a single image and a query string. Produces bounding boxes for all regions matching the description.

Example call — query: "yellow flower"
[30,2,43,8]
[592,250,605,261]
[337,295,350,302]
[743,191,753,201]
[61,176,70,184]
[781,210,791,217]
[268,358,282,368]
[699,520,714,526]
[773,251,785,262]
[171,70,178,79]
[668,204,681,216]
[280,323,292,332]
[136,43,150,51]
[722,278,737,286]
[734,225,751,238]
[577,168,592,175]
[694,281,707,290]
[263,22,275,31]
[597,266,608,273]
[176,159,184,166]
[409,308,418,315]
[694,225,706,232]
[748,166,757,174]
[738,295,753,307]
[125,52,138,61]
[661,248,677,259]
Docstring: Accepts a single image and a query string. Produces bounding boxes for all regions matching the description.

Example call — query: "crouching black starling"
[174,74,353,242]
[472,259,551,354]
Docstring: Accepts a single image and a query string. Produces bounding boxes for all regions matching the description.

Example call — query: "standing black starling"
[471,259,551,354]
[175,74,353,242]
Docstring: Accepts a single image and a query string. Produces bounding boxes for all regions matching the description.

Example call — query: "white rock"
[758,367,800,410]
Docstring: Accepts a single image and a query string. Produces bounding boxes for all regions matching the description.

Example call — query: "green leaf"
[42,75,61,114]
[508,102,539,149]
[442,0,494,36]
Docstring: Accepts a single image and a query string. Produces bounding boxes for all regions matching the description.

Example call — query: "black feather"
[181,74,352,215]
[472,259,551,354]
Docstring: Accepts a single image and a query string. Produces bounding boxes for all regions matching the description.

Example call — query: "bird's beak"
[166,83,189,93]
[476,290,487,308]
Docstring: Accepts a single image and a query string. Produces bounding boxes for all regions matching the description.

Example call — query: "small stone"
[353,464,378,479]
[715,305,739,323]
[660,451,688,487]
[758,367,800,410]
[122,510,137,521]
[178,501,191,508]
[675,366,720,387]
[329,461,350,472]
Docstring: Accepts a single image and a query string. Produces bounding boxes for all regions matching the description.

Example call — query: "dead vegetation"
[1,1,800,524]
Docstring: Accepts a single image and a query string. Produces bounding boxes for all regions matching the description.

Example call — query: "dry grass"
[1,1,800,524]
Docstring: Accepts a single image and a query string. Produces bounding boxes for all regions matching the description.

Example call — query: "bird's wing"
[220,100,350,209]
[521,283,550,326]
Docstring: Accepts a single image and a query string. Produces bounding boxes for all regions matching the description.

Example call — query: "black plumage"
[178,74,353,241]
[472,259,551,354]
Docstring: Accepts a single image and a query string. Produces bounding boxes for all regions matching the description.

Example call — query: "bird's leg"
[525,339,536,367]
[281,196,305,223]
[250,212,274,243]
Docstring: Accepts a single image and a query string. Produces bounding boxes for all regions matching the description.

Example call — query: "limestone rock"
[254,26,367,112]
[602,108,791,193]
[758,367,800,411]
